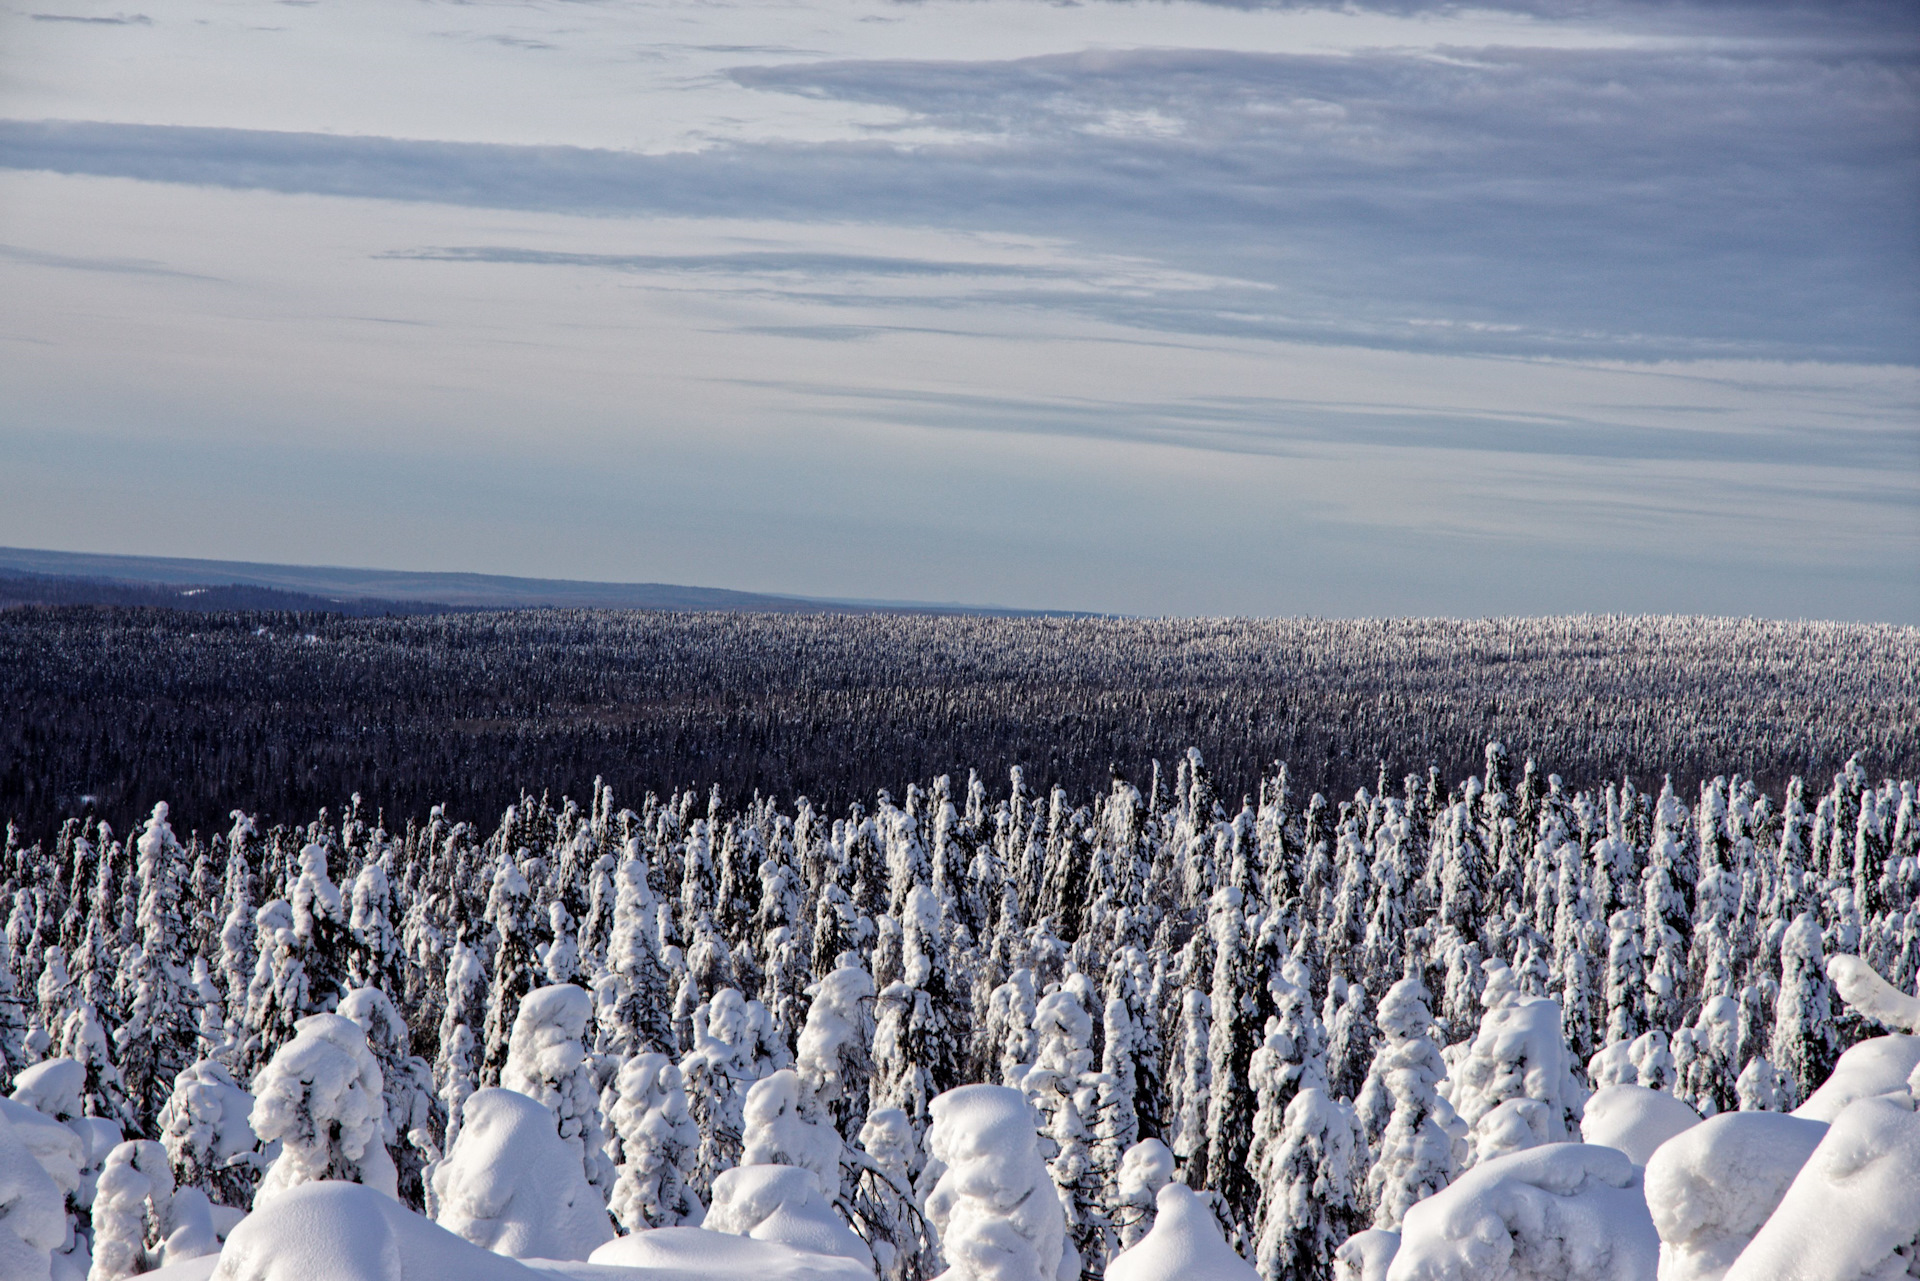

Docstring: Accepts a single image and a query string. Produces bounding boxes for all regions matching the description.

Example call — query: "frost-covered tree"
[337,986,438,1210]
[605,1051,701,1231]
[156,1059,261,1210]
[248,1012,396,1204]
[1359,976,1460,1231]
[500,982,614,1200]
[1255,1085,1363,1281]
[1771,911,1837,1107]
[924,1084,1071,1281]
[87,1138,219,1280]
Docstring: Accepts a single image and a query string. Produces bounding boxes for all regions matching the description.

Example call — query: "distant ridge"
[0,547,1074,616]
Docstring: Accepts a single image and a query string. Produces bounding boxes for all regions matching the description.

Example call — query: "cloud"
[4,34,1914,363]
[30,12,151,23]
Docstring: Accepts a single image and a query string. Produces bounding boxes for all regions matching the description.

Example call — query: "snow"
[249,1013,396,1204]
[1722,1093,1920,1281]
[430,1087,616,1261]
[1642,1111,1826,1281]
[1104,1183,1257,1281]
[1789,1034,1920,1123]
[1579,1086,1701,1166]
[922,1084,1067,1281]
[211,1180,542,1281]
[588,1226,876,1280]
[705,1164,872,1265]
[1825,954,1920,1034]
[11,1058,86,1121]
[1385,1143,1658,1281]
[502,983,616,1197]
[1336,1229,1402,1281]
[740,1069,843,1188]
[0,1103,68,1281]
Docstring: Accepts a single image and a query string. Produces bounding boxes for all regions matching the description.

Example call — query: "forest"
[2,722,1918,1281]
[3,607,1914,843]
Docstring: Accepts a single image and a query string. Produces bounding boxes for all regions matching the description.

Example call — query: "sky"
[1,0,1916,619]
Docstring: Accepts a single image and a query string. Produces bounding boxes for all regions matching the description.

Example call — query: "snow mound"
[0,1095,83,1196]
[923,1083,1066,1281]
[1826,955,1920,1034]
[1336,1229,1402,1281]
[11,1058,86,1121]
[1105,1183,1257,1281]
[1790,1035,1920,1123]
[211,1180,541,1281]
[431,1087,615,1261]
[1580,1086,1700,1166]
[1386,1142,1657,1281]
[0,1104,68,1281]
[1723,1092,1920,1281]
[705,1164,870,1265]
[740,1070,843,1188]
[587,1226,876,1280]
[1643,1111,1826,1281]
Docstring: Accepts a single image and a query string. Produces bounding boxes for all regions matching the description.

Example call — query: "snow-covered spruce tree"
[249,1012,396,1204]
[1325,981,1375,1105]
[1112,1137,1175,1250]
[796,954,877,1144]
[433,939,485,1155]
[1359,975,1460,1231]
[337,986,439,1210]
[289,840,353,1019]
[0,929,33,1092]
[115,803,199,1130]
[1445,960,1583,1165]
[238,900,306,1079]
[1203,888,1262,1236]
[500,982,614,1200]
[681,986,785,1202]
[1602,908,1645,1047]
[924,1083,1072,1281]
[606,1051,702,1231]
[156,1058,261,1210]
[88,1138,219,1279]
[1254,1084,1363,1281]
[1771,911,1838,1107]
[480,854,538,1085]
[1640,781,1695,1038]
[872,885,963,1155]
[597,851,674,1058]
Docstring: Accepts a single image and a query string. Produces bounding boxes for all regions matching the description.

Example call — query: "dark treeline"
[2,607,1914,841]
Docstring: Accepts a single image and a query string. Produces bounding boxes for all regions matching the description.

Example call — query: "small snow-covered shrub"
[429,1087,613,1261]
[1386,1143,1658,1281]
[1105,1183,1257,1281]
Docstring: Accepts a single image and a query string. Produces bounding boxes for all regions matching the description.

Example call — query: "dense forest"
[2,741,1917,1279]
[2,608,1914,843]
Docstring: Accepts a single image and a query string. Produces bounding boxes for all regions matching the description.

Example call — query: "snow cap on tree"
[924,1083,1070,1281]
[500,982,614,1197]
[249,1012,396,1205]
[430,1087,615,1261]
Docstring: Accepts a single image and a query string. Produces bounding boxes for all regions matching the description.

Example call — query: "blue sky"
[2,0,1916,617]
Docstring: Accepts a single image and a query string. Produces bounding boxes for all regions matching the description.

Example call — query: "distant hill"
[0,547,1068,616]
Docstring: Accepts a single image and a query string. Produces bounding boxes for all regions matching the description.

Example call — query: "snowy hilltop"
[1,744,1918,1280]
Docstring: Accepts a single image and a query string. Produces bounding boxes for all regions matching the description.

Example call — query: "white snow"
[1580,1086,1701,1166]
[430,1087,615,1261]
[211,1180,542,1281]
[1722,1093,1920,1281]
[922,1083,1067,1281]
[1104,1183,1257,1281]
[1336,1229,1402,1281]
[0,1103,68,1281]
[1385,1143,1658,1281]
[1643,1111,1826,1281]
[249,1014,396,1204]
[704,1164,872,1265]
[588,1226,876,1280]
[1789,1034,1920,1123]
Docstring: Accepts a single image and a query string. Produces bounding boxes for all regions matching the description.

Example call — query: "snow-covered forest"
[4,609,1915,838]
[4,742,1920,1281]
